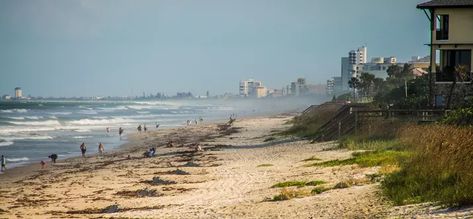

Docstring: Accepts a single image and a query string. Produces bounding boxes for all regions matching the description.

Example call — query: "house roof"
[417,0,473,9]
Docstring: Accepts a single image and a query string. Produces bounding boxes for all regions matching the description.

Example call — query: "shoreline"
[1,112,471,218]
[0,112,284,183]
[0,121,203,183]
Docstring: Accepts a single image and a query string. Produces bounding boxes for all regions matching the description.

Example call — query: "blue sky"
[0,0,429,97]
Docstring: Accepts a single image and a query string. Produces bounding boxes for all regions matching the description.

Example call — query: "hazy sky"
[0,0,429,97]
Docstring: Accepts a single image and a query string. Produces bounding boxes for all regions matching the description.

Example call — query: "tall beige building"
[15,87,22,99]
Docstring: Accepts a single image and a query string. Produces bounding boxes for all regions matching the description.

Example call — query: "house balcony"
[436,71,473,83]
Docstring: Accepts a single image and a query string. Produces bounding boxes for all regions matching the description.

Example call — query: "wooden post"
[354,111,358,135]
[338,121,342,138]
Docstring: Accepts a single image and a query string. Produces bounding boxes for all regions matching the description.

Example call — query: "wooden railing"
[314,105,448,141]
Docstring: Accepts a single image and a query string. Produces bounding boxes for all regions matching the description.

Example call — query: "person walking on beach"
[137,125,142,133]
[144,124,147,132]
[1,155,6,172]
[119,127,124,137]
[155,122,160,129]
[80,142,87,158]
[106,127,110,133]
[40,160,46,169]
[98,142,104,156]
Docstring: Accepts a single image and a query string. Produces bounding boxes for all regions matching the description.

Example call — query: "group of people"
[137,121,164,133]
[38,142,106,169]
[186,117,204,126]
[143,147,156,157]
[106,127,125,137]
[79,142,105,158]
[2,117,208,173]
[137,124,148,133]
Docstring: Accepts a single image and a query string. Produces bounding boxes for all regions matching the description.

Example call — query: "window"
[435,15,449,40]
[437,50,472,82]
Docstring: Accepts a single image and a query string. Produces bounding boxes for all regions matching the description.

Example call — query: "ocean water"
[0,100,242,169]
[0,97,322,170]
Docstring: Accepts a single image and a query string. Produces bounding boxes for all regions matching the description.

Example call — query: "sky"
[0,0,430,97]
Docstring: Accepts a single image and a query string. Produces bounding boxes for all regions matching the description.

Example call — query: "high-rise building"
[343,46,400,80]
[341,57,350,91]
[2,95,11,100]
[333,76,342,93]
[15,87,22,99]
[296,78,308,96]
[286,78,309,96]
[326,79,335,96]
[348,46,368,78]
[384,56,397,64]
[239,79,266,98]
[255,86,267,98]
[361,56,399,79]
[349,46,367,65]
[290,82,297,96]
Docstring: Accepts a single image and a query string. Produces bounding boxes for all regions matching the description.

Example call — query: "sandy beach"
[1,114,472,218]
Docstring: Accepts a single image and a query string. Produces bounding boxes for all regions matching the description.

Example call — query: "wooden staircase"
[314,104,369,142]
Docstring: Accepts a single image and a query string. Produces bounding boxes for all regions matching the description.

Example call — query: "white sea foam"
[48,112,72,115]
[9,120,61,126]
[98,106,128,112]
[8,117,25,120]
[0,141,14,146]
[78,109,98,115]
[23,136,54,140]
[14,109,28,113]
[0,126,59,135]
[6,157,29,162]
[67,118,134,125]
[134,101,181,107]
[127,105,154,110]
[73,135,91,139]
[9,116,44,120]
[136,111,150,114]
[74,129,92,133]
[2,136,54,141]
[26,116,43,120]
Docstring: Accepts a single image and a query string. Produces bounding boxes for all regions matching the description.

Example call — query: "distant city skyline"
[0,0,429,97]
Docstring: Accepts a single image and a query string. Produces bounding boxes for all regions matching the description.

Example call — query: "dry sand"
[1,115,472,218]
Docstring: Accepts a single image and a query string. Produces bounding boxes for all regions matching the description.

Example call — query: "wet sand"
[1,115,472,218]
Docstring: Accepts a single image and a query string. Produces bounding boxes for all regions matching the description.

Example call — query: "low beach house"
[417,0,473,107]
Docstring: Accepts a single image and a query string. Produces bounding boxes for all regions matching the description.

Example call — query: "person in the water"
[80,142,87,158]
[1,155,6,172]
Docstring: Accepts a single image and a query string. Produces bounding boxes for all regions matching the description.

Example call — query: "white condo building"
[349,46,368,78]
[362,56,400,79]
[239,79,267,98]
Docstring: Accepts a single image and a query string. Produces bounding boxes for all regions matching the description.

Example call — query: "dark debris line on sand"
[4,121,240,217]
[48,204,178,215]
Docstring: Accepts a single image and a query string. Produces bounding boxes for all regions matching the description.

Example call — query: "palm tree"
[348,77,360,102]
[359,72,375,98]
